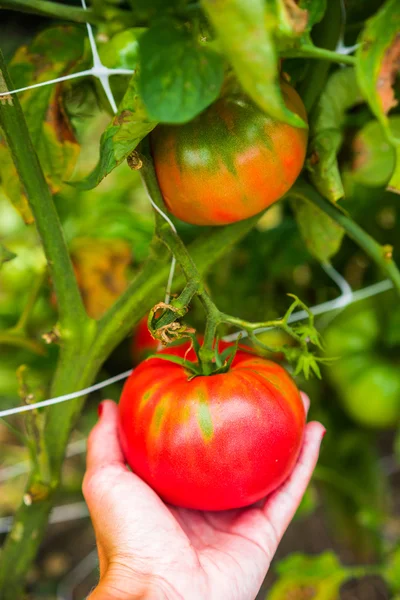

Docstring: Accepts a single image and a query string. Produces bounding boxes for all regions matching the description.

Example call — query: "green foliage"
[201,0,306,128]
[269,552,351,599]
[288,181,344,262]
[138,18,224,123]
[306,68,363,202]
[350,117,400,187]
[75,71,158,189]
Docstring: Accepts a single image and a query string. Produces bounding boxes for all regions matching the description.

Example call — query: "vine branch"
[0,0,124,24]
[281,45,356,66]
[291,180,400,294]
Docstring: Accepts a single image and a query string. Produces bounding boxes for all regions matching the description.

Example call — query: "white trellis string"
[0,369,133,419]
[222,276,393,343]
[336,0,360,56]
[0,0,134,113]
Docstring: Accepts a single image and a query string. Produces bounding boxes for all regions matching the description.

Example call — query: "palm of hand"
[84,400,324,600]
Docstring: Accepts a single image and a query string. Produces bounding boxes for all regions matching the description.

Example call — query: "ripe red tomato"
[118,348,305,510]
[151,80,308,226]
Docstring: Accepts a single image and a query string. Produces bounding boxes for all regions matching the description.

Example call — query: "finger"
[86,400,126,473]
[300,391,310,415]
[263,421,325,540]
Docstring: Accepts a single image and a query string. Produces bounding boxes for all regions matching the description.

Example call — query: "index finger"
[86,400,126,473]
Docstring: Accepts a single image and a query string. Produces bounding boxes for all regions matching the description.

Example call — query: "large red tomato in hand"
[118,348,305,510]
[151,80,308,226]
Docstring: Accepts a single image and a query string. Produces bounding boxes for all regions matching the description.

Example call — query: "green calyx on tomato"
[119,344,305,510]
[325,301,400,429]
[151,80,308,226]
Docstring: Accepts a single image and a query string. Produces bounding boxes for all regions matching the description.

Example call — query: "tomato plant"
[119,347,305,510]
[151,81,308,226]
[0,0,400,597]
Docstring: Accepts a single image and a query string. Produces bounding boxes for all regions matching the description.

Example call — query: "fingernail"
[97,402,104,418]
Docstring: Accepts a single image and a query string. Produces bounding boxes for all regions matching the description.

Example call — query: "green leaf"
[350,117,400,187]
[288,181,344,262]
[355,0,400,193]
[306,68,363,202]
[138,19,224,124]
[0,26,84,220]
[98,28,144,70]
[74,72,158,190]
[269,552,351,600]
[201,0,306,127]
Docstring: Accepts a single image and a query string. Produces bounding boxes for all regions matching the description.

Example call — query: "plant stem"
[139,151,225,370]
[297,0,344,113]
[281,45,355,66]
[0,49,88,336]
[0,0,99,24]
[293,180,400,294]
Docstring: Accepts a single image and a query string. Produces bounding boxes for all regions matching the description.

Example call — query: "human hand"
[83,396,325,600]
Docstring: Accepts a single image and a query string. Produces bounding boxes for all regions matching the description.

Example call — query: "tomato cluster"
[120,81,309,510]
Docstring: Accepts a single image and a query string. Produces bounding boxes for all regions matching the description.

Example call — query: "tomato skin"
[151,81,308,226]
[131,316,159,364]
[118,349,305,510]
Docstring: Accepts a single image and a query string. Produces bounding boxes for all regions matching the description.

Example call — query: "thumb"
[86,400,126,473]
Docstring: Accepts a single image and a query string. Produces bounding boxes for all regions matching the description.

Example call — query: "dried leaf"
[284,0,309,34]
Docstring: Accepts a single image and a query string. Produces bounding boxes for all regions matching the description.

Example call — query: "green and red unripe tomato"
[151,80,308,226]
[118,346,305,511]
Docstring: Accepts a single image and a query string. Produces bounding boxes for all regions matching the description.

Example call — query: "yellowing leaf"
[0,26,84,221]
[71,238,132,319]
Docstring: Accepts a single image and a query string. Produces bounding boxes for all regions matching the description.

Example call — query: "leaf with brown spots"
[71,237,132,320]
[0,26,84,222]
[356,0,400,193]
